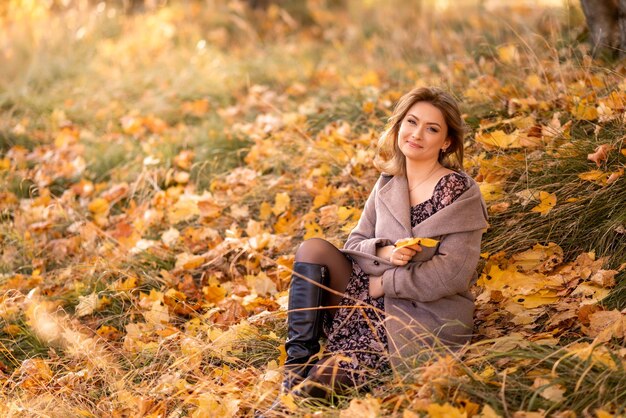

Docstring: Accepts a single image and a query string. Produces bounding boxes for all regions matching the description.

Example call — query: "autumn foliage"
[0,0,625,416]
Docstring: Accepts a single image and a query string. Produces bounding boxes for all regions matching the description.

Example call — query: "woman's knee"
[295,238,337,263]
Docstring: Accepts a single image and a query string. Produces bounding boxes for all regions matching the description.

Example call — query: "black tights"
[293,238,358,397]
[294,238,352,317]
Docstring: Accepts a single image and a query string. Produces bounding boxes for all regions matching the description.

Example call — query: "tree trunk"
[580,0,625,57]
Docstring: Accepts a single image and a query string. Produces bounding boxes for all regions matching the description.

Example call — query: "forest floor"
[0,1,625,416]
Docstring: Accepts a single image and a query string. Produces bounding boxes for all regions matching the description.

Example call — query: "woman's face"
[397,101,450,165]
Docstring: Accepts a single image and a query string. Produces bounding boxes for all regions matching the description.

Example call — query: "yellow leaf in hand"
[531,191,556,216]
[395,237,439,248]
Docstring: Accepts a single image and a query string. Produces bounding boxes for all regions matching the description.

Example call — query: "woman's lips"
[406,141,422,148]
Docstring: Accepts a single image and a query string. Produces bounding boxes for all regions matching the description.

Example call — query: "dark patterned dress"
[322,172,470,384]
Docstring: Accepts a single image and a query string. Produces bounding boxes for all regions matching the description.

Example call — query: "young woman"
[281,86,488,399]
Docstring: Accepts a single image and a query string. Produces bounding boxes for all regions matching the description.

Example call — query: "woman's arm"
[343,177,392,255]
[381,229,483,302]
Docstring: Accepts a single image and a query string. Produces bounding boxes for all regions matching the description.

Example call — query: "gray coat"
[341,172,488,366]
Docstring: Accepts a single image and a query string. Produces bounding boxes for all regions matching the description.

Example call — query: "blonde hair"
[374,87,465,176]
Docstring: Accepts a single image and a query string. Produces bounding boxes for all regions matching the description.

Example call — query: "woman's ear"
[443,138,452,151]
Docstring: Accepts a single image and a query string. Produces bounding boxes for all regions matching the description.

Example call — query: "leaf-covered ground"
[1,1,625,416]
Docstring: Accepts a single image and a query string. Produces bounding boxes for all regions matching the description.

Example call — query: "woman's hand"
[369,275,384,298]
[376,244,422,266]
[390,241,422,266]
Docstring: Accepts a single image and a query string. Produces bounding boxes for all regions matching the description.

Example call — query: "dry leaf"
[587,144,613,167]
[531,191,556,216]
[427,403,467,418]
[532,377,566,402]
[589,270,617,288]
[272,192,291,216]
[479,182,506,202]
[339,395,381,418]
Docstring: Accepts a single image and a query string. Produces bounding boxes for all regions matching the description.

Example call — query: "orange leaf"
[88,198,109,214]
[587,144,613,167]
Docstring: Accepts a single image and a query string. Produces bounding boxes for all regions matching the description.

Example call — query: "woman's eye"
[428,127,439,133]
[407,119,416,125]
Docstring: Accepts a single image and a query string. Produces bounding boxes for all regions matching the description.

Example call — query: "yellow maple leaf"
[395,237,439,248]
[498,44,519,64]
[578,170,606,182]
[571,100,598,120]
[478,404,501,418]
[313,186,333,209]
[514,293,560,308]
[304,220,324,240]
[475,130,520,149]
[259,201,272,220]
[337,206,356,222]
[531,191,556,216]
[175,253,205,270]
[272,192,290,216]
[479,182,505,202]
[197,199,222,219]
[273,212,297,234]
[120,115,144,135]
[203,284,226,304]
[245,272,278,296]
[88,197,109,214]
[427,402,467,418]
[112,276,137,291]
[339,395,381,418]
[279,393,298,412]
[144,300,170,325]
[168,197,199,224]
[362,101,375,113]
[525,74,543,91]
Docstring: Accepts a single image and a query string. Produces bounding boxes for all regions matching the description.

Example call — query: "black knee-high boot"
[282,262,328,391]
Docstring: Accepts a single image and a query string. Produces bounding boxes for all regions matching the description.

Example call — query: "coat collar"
[377,172,488,237]
[378,174,412,235]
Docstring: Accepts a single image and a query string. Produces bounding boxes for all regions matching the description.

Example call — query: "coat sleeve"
[343,176,393,256]
[381,229,483,302]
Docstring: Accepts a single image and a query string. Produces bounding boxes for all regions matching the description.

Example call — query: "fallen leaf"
[498,44,519,64]
[571,100,598,120]
[339,395,381,418]
[531,191,556,216]
[272,192,291,216]
[585,310,625,341]
[427,402,467,418]
[476,130,520,149]
[479,182,506,202]
[587,144,613,167]
[589,270,617,288]
[532,377,566,402]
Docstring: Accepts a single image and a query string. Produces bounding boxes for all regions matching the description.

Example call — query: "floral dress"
[322,173,470,385]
